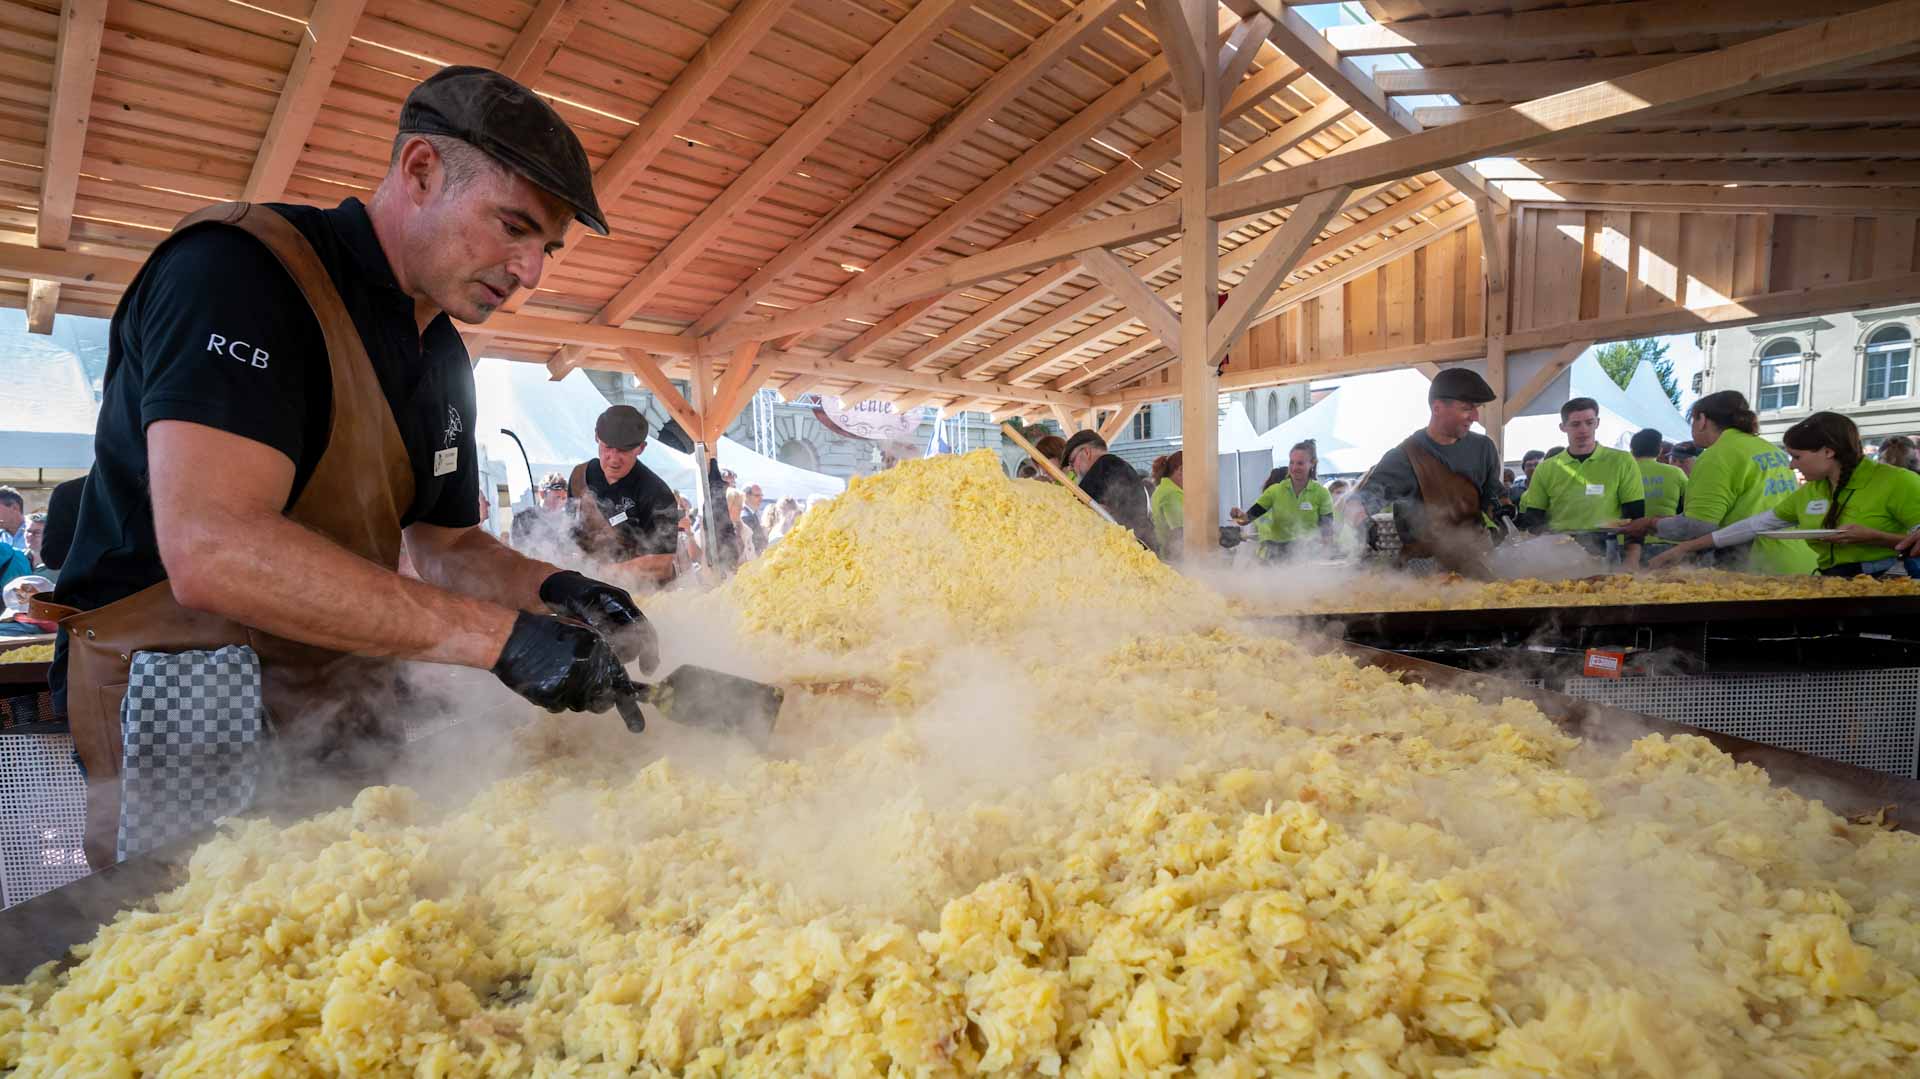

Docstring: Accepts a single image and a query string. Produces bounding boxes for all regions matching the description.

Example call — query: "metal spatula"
[614,665,784,749]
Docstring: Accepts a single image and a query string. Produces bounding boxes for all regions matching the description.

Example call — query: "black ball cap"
[1428,367,1497,404]
[399,65,609,237]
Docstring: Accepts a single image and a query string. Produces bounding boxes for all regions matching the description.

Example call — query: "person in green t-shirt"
[1653,412,1920,576]
[1517,397,1647,567]
[1232,441,1333,559]
[1629,427,1687,554]
[1150,450,1185,554]
[1626,390,1815,575]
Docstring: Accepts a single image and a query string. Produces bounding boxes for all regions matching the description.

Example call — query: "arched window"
[1864,325,1912,403]
[1757,338,1804,412]
[1287,397,1300,418]
[1263,392,1279,430]
[777,438,820,472]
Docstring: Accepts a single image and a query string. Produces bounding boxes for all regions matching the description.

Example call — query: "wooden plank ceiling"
[0,0,1914,419]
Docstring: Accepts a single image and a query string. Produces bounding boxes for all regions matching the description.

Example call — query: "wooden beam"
[778,374,825,402]
[686,0,1134,336]
[459,311,697,355]
[244,0,366,203]
[622,350,703,439]
[1219,11,1274,86]
[1206,187,1350,367]
[1529,130,1920,160]
[1475,201,1507,294]
[1084,347,1178,396]
[1476,161,1920,187]
[1325,0,1875,55]
[1507,340,1594,414]
[498,0,580,84]
[25,279,58,335]
[1048,403,1077,430]
[1098,403,1141,442]
[38,0,107,251]
[590,0,966,328]
[704,343,763,443]
[1245,0,1502,209]
[736,10,1261,355]
[499,0,796,313]
[1213,1,1920,224]
[1180,0,1221,559]
[1506,184,1920,214]
[1144,0,1209,109]
[1097,336,1490,406]
[546,343,589,381]
[1414,89,1920,128]
[1483,337,1508,460]
[1508,272,1920,353]
[1076,249,1186,360]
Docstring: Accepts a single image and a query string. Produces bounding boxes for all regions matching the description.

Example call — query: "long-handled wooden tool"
[1000,422,1118,524]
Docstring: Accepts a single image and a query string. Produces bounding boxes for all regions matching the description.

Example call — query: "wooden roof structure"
[2,0,1920,552]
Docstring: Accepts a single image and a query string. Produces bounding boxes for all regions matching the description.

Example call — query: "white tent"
[1504,355,1690,459]
[1236,367,1435,476]
[0,323,97,472]
[472,359,844,504]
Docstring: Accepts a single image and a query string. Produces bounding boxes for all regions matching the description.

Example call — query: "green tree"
[1593,338,1681,406]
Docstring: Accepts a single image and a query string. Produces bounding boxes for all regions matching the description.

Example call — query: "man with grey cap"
[1347,367,1510,576]
[47,65,651,865]
[569,405,681,582]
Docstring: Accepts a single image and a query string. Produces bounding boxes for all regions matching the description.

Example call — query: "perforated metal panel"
[1551,668,1920,778]
[0,732,89,908]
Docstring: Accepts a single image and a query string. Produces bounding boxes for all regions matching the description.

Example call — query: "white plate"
[1757,529,1848,540]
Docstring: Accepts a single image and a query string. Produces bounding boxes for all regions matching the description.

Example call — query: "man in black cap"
[48,66,648,864]
[1061,430,1159,553]
[569,405,681,582]
[1346,367,1509,576]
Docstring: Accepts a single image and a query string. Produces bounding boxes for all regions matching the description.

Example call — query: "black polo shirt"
[56,197,480,623]
[577,459,679,559]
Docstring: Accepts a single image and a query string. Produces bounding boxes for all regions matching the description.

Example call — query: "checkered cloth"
[118,646,265,862]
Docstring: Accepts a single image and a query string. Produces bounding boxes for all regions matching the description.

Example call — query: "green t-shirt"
[1518,446,1645,531]
[1253,480,1332,543]
[1687,429,1816,575]
[1775,457,1920,570]
[1637,458,1688,519]
[1150,477,1183,548]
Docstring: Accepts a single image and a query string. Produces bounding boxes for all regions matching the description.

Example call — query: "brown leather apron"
[41,202,415,867]
[1400,436,1495,579]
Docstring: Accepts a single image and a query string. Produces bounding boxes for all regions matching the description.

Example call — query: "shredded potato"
[3,451,1917,1077]
[0,643,52,664]
[1268,569,1920,616]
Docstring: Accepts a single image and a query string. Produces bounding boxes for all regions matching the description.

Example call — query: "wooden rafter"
[498,0,580,85]
[32,0,107,331]
[1242,0,1501,210]
[586,0,967,329]
[1475,161,1920,187]
[500,0,797,313]
[1413,89,1920,128]
[1143,0,1208,110]
[686,0,1136,336]
[244,0,367,203]
[1074,249,1185,361]
[1505,184,1920,214]
[1322,0,1877,55]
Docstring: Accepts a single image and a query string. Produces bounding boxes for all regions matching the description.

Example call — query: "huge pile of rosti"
[4,450,1918,1077]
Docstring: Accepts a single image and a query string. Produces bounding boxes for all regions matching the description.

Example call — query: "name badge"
[608,511,629,527]
[1298,501,1314,512]
[1584,483,1605,497]
[432,447,458,476]
[1805,499,1830,514]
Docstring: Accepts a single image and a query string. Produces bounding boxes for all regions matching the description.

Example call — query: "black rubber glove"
[539,570,658,672]
[492,611,636,714]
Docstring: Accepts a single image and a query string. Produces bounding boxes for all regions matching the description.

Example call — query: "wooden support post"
[1479,203,1512,459]
[1176,0,1221,558]
[1205,186,1350,367]
[1482,339,1508,460]
[545,343,589,380]
[25,280,59,335]
[1075,248,1186,358]
[621,348,703,439]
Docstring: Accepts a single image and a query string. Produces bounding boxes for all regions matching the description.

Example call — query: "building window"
[1288,397,1300,418]
[1263,392,1279,430]
[1863,325,1912,403]
[1132,408,1154,441]
[1757,338,1803,412]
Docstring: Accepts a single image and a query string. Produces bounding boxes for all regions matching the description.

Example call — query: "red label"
[1583,649,1626,679]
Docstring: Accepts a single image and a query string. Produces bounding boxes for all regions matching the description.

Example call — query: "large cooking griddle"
[1289,592,1920,639]
[5,646,1919,984]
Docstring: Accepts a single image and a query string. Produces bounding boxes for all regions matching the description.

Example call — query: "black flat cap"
[595,405,649,451]
[400,66,609,236]
[1060,430,1106,470]
[1429,367,1497,404]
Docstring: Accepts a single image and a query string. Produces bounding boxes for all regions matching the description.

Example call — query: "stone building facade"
[1701,304,1920,446]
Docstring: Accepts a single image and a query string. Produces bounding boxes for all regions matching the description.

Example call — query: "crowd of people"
[1029,368,1920,581]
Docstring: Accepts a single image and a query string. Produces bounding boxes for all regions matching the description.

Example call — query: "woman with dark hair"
[1627,390,1815,574]
[1651,411,1920,577]
[1231,440,1333,560]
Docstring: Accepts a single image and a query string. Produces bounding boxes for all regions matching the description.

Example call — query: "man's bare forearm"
[163,507,516,670]
[405,525,557,612]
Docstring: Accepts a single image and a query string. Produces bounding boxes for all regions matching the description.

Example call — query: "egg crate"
[0,731,88,908]
[1535,667,1920,779]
